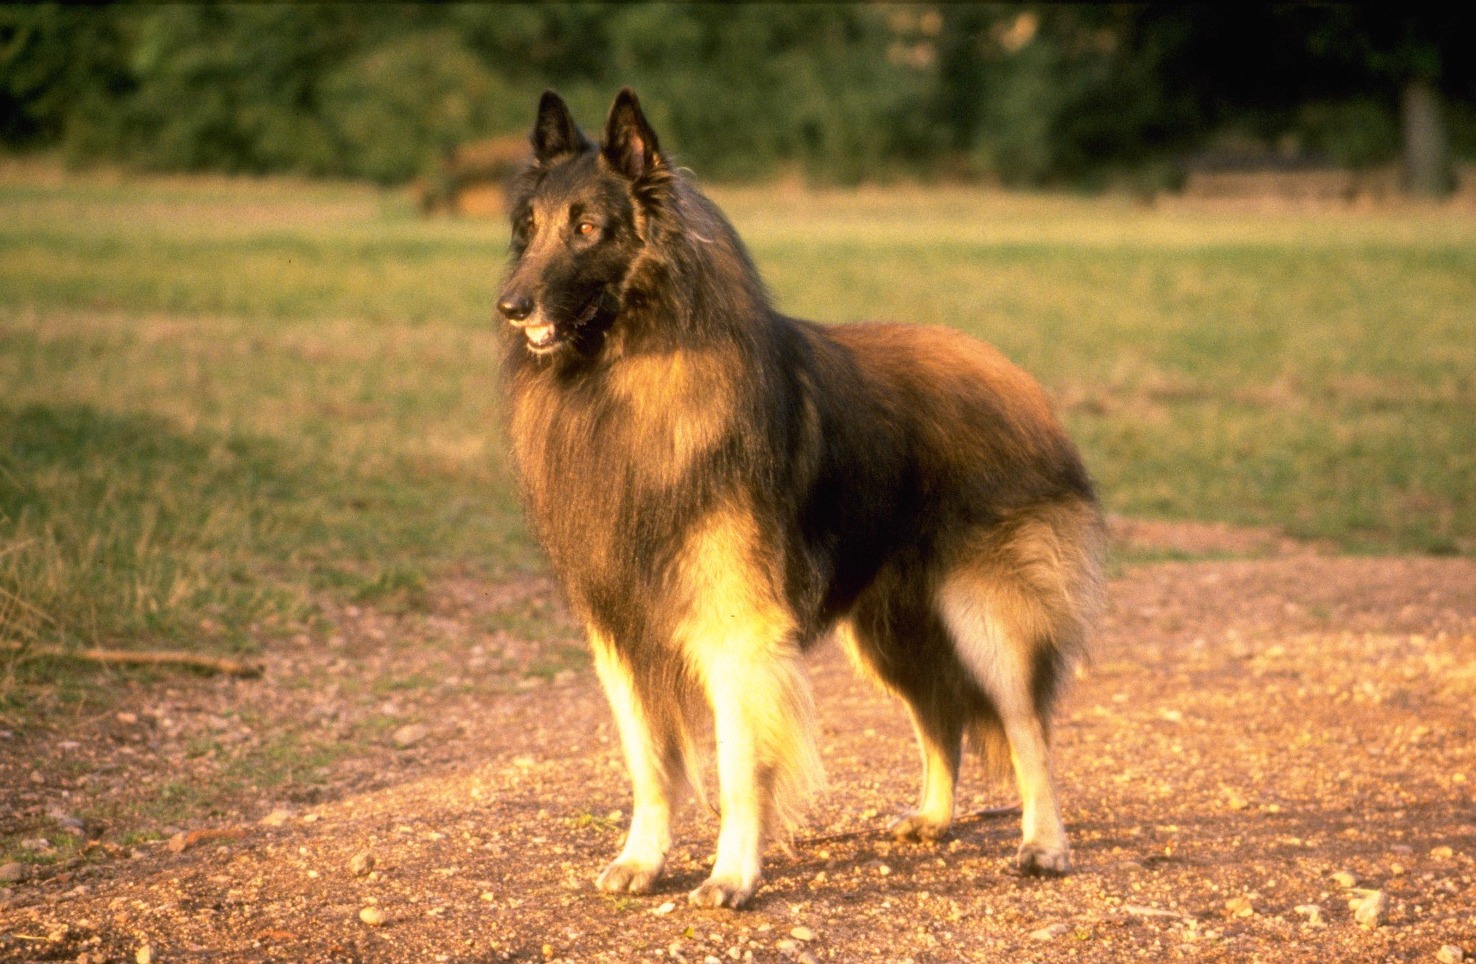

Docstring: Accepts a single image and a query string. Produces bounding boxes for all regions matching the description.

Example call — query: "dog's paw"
[1015,842,1071,876]
[688,874,757,909]
[596,859,664,894]
[889,811,951,843]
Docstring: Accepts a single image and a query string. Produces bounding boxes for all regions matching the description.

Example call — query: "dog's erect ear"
[532,90,589,164]
[601,88,663,180]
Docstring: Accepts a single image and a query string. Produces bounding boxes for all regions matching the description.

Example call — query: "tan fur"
[589,632,682,891]
[507,374,551,470]
[507,374,616,601]
[947,501,1106,664]
[831,326,1073,494]
[832,622,891,694]
[607,348,738,489]
[942,501,1105,779]
[670,506,822,845]
[929,499,1104,874]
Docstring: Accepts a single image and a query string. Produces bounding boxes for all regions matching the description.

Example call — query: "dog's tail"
[945,498,1106,782]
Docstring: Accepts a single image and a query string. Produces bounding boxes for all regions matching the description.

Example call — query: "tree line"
[2,3,1472,195]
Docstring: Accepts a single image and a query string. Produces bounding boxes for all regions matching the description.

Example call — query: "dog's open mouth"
[523,322,563,354]
[520,295,605,355]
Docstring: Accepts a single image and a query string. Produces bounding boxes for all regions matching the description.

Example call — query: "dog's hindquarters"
[939,500,1103,871]
[814,322,1102,870]
[842,498,1103,870]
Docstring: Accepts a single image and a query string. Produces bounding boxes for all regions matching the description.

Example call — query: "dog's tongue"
[525,323,557,347]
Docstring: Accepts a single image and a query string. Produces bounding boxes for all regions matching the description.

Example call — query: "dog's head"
[498,89,666,360]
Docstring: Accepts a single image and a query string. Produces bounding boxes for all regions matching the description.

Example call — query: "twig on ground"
[0,641,263,678]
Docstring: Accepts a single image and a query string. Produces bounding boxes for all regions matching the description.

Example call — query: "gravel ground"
[1,542,1473,962]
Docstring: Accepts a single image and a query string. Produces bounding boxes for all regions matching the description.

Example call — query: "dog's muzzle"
[498,294,564,354]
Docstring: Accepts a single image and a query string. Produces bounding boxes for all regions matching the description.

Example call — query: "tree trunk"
[1401,77,1456,199]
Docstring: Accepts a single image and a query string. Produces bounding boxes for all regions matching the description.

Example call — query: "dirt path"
[2,552,1474,962]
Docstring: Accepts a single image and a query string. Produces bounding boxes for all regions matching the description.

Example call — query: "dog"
[498,88,1105,909]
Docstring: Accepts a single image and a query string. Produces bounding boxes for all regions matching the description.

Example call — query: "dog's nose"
[498,294,534,322]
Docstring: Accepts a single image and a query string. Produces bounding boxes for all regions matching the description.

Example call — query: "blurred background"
[3,2,1474,198]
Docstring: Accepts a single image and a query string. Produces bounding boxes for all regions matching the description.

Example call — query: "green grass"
[0,170,540,683]
[1,167,1473,692]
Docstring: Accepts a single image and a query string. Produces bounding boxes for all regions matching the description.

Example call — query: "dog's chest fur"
[508,345,765,633]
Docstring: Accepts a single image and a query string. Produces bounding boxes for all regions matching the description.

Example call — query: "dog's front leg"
[689,645,817,909]
[690,678,767,908]
[591,635,679,893]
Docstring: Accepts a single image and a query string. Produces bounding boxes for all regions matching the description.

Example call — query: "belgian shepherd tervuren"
[498,89,1105,909]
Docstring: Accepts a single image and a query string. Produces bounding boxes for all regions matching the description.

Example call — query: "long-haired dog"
[498,89,1104,908]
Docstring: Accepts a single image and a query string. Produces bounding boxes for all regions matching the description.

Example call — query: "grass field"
[2,162,1474,703]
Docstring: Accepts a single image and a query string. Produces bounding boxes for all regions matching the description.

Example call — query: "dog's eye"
[575,221,597,237]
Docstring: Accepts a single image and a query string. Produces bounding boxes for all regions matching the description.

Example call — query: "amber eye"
[575,221,596,237]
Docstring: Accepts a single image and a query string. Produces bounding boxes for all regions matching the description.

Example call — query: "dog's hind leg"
[590,634,688,894]
[891,695,966,842]
[840,613,968,842]
[935,578,1073,875]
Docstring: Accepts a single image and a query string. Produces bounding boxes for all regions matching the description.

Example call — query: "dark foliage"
[2,4,1472,187]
